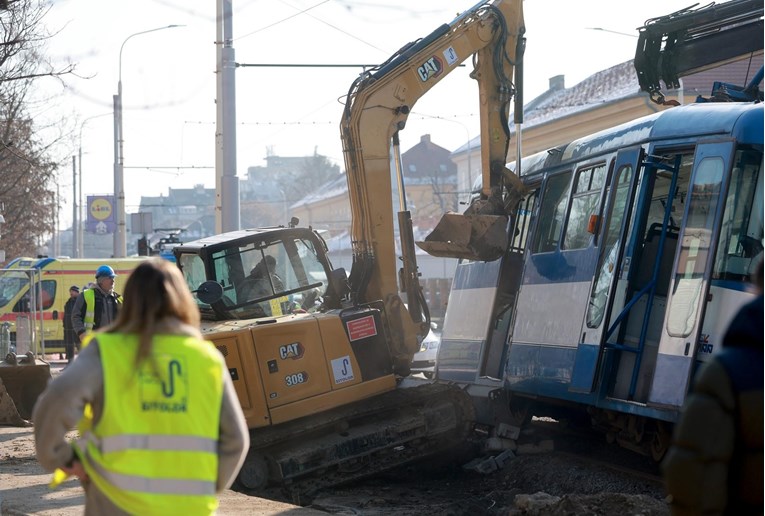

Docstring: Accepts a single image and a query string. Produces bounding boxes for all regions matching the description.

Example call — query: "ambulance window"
[41,281,55,310]
[12,281,55,311]
[0,272,26,308]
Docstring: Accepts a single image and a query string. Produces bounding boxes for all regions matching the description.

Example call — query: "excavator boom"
[341,0,525,365]
[634,0,764,104]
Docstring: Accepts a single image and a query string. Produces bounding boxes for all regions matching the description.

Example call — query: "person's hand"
[62,460,89,483]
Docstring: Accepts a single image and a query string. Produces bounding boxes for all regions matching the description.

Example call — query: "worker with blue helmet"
[95,265,116,280]
[71,265,123,344]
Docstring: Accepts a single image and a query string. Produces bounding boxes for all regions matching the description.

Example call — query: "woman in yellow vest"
[33,258,249,515]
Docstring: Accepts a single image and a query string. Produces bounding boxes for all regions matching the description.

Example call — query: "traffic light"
[137,237,149,256]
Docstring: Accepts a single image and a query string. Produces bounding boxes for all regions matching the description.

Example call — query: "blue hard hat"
[95,265,116,279]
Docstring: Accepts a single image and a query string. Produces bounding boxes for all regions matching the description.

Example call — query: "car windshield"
[179,235,328,321]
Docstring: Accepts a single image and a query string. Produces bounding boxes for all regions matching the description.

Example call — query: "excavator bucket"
[0,353,51,426]
[416,212,509,262]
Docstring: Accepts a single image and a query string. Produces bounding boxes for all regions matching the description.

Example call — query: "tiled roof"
[290,174,349,208]
[453,54,764,155]
[454,60,640,154]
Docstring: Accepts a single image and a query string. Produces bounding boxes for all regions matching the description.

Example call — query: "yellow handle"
[49,468,70,489]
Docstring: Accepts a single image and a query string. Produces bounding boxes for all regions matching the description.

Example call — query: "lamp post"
[114,25,183,258]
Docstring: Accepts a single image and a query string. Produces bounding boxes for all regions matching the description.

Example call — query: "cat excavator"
[173,0,525,497]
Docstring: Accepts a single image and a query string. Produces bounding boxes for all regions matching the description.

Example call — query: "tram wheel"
[650,421,670,462]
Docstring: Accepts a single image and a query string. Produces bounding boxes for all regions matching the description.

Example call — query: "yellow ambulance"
[0,256,147,356]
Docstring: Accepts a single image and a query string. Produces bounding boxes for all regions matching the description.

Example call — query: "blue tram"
[437,101,763,458]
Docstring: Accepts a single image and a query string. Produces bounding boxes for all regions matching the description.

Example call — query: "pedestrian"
[662,258,763,515]
[71,265,122,346]
[62,285,79,363]
[33,257,249,515]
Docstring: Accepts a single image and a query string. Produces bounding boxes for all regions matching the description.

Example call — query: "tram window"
[667,157,723,337]
[532,171,572,253]
[563,164,607,249]
[587,165,633,328]
[510,189,538,252]
[713,149,763,282]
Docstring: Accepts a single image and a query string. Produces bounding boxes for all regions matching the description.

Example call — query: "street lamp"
[114,24,183,257]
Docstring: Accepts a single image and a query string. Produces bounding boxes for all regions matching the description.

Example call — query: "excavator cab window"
[179,234,329,321]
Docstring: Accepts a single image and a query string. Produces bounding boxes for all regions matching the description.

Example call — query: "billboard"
[87,195,116,234]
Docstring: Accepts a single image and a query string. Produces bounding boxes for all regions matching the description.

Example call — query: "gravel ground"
[22,359,672,515]
[257,418,672,515]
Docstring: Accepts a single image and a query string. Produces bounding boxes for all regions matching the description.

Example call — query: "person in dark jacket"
[662,259,763,515]
[71,265,123,343]
[62,285,79,363]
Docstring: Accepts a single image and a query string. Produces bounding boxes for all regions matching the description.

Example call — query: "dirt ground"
[1,358,323,515]
[0,423,325,515]
[1,421,671,516]
[2,359,672,515]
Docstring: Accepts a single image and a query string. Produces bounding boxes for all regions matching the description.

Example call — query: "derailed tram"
[437,101,763,459]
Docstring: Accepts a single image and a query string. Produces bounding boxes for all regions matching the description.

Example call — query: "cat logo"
[417,56,443,82]
[279,341,305,360]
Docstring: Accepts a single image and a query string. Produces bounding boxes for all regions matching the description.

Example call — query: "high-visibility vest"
[82,289,123,332]
[73,333,224,515]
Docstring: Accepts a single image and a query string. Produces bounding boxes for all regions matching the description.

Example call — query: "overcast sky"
[40,0,700,227]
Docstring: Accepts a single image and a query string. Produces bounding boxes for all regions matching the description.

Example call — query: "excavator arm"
[634,0,764,104]
[340,0,525,366]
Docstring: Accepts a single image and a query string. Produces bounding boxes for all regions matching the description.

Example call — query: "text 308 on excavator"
[173,0,525,496]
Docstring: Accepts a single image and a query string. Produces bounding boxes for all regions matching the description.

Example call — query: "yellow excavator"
[173,0,525,497]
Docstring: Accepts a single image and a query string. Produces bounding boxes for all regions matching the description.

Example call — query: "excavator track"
[237,381,474,500]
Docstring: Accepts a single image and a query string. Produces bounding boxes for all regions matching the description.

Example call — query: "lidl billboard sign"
[87,195,116,234]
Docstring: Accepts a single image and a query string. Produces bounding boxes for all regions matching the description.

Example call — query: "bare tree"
[0,79,58,259]
[0,0,76,263]
[291,152,342,203]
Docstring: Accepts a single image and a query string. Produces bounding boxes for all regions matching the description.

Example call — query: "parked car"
[411,322,440,379]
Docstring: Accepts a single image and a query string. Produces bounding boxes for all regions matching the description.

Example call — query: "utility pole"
[216,0,240,233]
[72,156,78,257]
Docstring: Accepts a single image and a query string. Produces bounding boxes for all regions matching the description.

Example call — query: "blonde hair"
[108,258,201,366]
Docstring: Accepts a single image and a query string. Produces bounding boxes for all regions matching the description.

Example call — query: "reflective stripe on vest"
[76,435,216,496]
[75,333,224,515]
[101,434,218,454]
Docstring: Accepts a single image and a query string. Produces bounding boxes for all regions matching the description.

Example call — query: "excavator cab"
[174,226,340,321]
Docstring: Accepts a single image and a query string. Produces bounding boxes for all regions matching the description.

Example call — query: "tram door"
[649,141,735,408]
[570,147,642,392]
